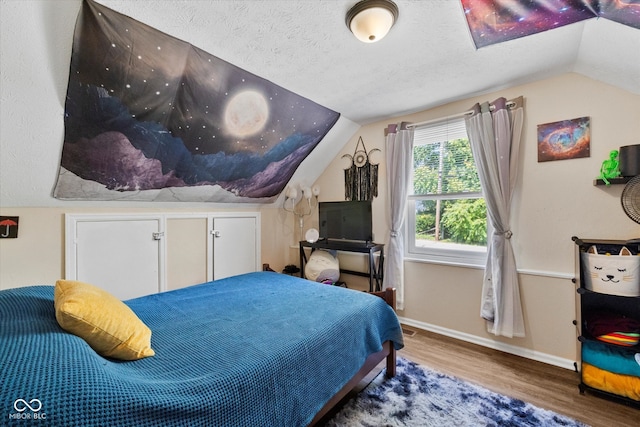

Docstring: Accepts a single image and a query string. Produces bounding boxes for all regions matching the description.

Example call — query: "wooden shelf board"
[593,177,632,186]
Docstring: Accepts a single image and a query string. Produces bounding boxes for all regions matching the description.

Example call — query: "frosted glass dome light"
[346,0,399,43]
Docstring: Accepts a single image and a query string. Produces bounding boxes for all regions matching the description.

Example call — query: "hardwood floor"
[398,325,639,427]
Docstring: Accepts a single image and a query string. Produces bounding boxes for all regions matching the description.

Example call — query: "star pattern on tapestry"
[75,5,335,157]
[55,0,339,202]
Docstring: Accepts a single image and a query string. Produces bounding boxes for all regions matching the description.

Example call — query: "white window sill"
[405,241,486,268]
[404,254,485,269]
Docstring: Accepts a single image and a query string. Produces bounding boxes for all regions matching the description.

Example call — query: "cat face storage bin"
[581,246,640,297]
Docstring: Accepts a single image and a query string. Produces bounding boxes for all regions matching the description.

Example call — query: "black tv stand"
[299,240,384,292]
[324,239,374,247]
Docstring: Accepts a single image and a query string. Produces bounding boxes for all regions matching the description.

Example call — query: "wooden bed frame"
[308,287,398,426]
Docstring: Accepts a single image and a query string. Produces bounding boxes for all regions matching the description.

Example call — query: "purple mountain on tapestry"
[54,0,339,202]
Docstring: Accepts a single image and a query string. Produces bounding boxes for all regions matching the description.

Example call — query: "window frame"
[405,118,487,267]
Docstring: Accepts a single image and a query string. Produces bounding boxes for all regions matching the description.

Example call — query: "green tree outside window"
[413,138,486,246]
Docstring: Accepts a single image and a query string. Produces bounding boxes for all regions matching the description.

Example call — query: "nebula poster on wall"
[537,116,591,162]
[53,0,340,203]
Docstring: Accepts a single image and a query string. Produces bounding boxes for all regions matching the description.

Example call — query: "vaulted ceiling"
[96,0,639,125]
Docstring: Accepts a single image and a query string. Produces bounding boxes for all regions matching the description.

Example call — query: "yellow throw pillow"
[54,280,155,360]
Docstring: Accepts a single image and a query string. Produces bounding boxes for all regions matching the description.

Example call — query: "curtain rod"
[406,101,516,129]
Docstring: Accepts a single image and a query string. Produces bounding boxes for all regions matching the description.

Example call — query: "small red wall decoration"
[0,216,19,239]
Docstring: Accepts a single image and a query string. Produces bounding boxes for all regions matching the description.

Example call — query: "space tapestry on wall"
[461,0,640,49]
[53,0,340,203]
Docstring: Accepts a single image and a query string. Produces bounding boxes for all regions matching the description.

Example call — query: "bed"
[0,271,404,426]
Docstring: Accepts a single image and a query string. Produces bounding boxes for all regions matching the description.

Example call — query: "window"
[407,117,487,266]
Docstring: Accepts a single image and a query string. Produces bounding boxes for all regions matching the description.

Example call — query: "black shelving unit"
[572,236,640,408]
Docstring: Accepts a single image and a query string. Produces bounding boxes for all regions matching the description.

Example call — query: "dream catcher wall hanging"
[342,136,380,201]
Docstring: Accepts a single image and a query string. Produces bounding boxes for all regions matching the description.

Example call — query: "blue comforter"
[0,272,403,426]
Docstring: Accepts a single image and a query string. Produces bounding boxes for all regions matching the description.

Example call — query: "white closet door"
[72,217,162,300]
[212,216,258,280]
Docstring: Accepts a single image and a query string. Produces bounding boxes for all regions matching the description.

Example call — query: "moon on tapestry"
[225,91,269,138]
[53,0,340,203]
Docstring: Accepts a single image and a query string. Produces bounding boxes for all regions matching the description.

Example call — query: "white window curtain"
[383,122,414,310]
[465,96,525,338]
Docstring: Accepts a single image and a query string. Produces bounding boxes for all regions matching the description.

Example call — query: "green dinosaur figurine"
[599,149,621,185]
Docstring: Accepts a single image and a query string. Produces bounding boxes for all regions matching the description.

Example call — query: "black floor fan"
[621,175,640,245]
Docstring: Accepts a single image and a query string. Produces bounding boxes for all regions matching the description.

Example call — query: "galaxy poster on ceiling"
[53,0,339,203]
[461,0,640,49]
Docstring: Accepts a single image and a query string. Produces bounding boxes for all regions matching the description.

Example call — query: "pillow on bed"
[54,280,155,360]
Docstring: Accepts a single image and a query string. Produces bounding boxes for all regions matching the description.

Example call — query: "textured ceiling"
[95,0,640,125]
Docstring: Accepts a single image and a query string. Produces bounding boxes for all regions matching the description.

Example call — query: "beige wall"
[312,73,640,367]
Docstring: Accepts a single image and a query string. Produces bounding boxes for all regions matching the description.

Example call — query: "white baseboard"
[398,316,577,371]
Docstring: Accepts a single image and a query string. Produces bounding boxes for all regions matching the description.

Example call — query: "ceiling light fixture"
[346,0,399,43]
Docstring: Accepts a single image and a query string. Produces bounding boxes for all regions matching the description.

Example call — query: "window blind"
[412,117,481,196]
[412,117,468,146]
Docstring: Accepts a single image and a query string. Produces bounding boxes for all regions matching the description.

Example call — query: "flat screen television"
[318,200,373,243]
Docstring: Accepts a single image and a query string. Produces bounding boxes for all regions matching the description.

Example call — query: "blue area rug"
[326,358,588,427]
